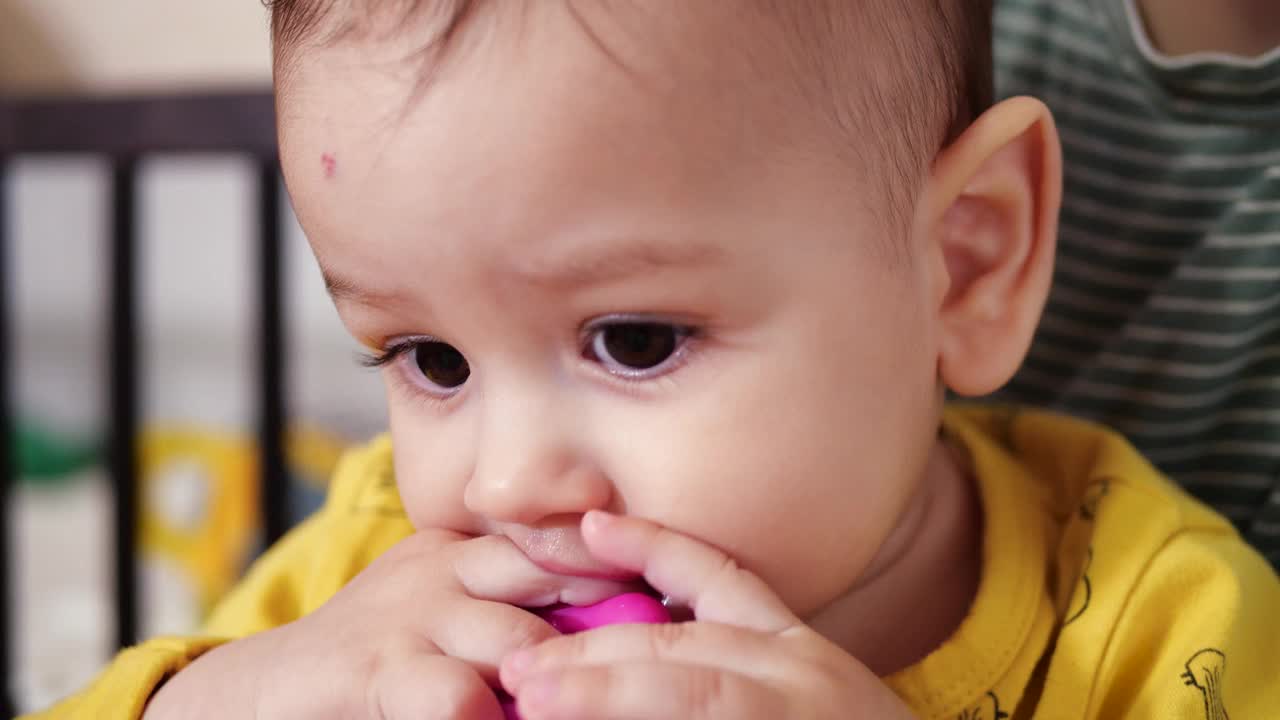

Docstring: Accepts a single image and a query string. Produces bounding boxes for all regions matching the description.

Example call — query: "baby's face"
[281,5,946,619]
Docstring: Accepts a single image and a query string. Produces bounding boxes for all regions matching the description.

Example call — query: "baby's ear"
[917,96,1061,397]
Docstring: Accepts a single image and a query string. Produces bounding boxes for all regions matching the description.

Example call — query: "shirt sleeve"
[18,636,229,720]
[1089,525,1280,718]
[21,436,412,719]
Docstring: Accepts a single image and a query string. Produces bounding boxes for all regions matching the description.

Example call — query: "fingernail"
[521,674,559,710]
[583,510,616,533]
[504,649,535,678]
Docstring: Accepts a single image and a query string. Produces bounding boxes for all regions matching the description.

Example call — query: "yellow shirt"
[27,407,1280,719]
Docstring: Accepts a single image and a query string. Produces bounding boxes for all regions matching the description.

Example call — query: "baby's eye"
[409,340,470,391]
[585,321,691,377]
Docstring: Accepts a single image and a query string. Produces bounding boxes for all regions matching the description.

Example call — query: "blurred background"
[1,2,387,713]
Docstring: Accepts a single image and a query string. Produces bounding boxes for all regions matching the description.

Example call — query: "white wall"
[0,1,273,94]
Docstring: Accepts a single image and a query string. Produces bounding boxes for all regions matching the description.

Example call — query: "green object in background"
[13,421,100,484]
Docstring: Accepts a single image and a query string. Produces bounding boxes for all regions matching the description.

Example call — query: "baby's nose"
[465,452,613,525]
[463,401,613,525]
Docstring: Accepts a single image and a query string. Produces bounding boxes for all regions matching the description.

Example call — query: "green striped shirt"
[994,0,1280,567]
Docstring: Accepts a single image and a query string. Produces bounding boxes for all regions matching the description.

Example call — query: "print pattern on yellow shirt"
[1181,648,1229,720]
[1062,545,1092,627]
[956,691,1009,720]
[1062,480,1108,627]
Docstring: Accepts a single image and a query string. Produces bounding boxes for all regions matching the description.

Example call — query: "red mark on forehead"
[321,153,337,179]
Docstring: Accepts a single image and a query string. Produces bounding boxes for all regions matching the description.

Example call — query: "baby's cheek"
[650,427,884,614]
[388,421,475,531]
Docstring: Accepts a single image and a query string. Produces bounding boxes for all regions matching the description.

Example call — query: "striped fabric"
[993,0,1280,567]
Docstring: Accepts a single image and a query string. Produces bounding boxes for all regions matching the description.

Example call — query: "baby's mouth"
[502,525,691,616]
[523,576,697,621]
[507,524,635,581]
[530,579,663,610]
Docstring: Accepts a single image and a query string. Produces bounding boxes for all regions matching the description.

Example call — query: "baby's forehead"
[275,0,990,240]
[276,2,922,125]
[275,1,849,65]
[283,2,860,104]
[278,3,887,170]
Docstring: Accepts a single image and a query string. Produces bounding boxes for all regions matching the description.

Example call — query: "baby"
[30,1,1280,719]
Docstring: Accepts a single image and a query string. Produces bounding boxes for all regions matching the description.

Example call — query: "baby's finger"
[373,653,507,720]
[515,661,786,720]
[580,511,801,633]
[433,534,641,681]
[429,599,559,682]
[500,621,785,692]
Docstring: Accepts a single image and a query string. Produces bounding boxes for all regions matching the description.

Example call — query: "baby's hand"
[499,512,919,720]
[144,529,631,720]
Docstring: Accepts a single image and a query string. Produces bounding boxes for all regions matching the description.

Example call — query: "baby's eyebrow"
[320,267,399,307]
[511,240,725,289]
[317,239,723,306]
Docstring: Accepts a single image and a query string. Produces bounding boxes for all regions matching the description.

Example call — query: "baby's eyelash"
[357,339,419,369]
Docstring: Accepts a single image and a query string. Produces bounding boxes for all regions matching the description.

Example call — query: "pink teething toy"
[499,592,671,719]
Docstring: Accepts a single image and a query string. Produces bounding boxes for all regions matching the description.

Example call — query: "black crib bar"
[1,153,17,719]
[109,158,140,649]
[258,161,289,549]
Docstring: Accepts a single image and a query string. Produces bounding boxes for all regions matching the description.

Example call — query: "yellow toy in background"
[138,425,347,618]
[139,428,257,617]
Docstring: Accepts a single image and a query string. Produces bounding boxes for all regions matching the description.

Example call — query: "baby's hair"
[266,0,993,242]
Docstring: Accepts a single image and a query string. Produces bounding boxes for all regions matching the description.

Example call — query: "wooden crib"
[0,91,294,716]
